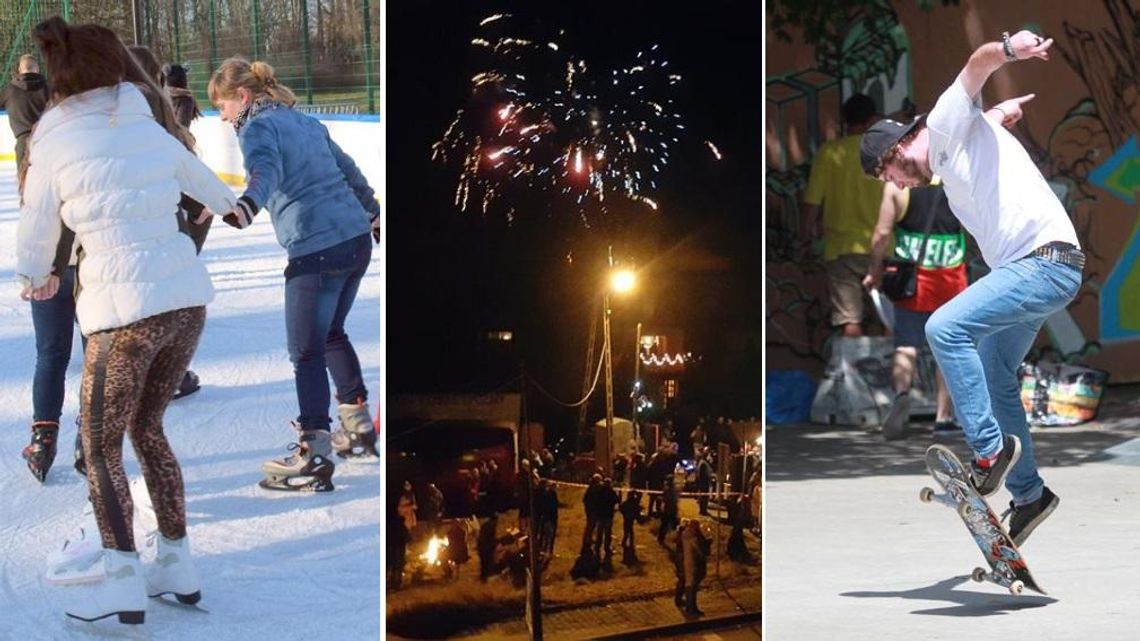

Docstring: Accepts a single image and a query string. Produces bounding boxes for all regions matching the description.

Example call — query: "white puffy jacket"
[17,82,236,335]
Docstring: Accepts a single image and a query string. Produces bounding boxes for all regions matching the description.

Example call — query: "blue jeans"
[925,256,1081,505]
[284,234,371,431]
[31,266,77,423]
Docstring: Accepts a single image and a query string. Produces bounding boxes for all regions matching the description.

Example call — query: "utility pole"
[131,0,144,45]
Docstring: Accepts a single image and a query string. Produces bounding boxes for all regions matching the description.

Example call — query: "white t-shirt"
[926,79,1078,268]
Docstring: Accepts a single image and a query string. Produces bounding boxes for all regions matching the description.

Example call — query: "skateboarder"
[861,29,1081,545]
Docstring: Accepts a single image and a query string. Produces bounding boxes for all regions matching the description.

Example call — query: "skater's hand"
[1008,30,1053,62]
[20,274,59,301]
[990,94,1036,128]
[220,196,258,230]
[371,215,380,244]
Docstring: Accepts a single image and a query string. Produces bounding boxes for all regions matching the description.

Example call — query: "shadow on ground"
[841,576,1056,617]
[767,393,1140,482]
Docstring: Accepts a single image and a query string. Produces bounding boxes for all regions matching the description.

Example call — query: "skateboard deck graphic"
[921,444,1045,595]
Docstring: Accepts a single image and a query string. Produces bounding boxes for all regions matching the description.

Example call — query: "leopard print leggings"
[82,306,205,552]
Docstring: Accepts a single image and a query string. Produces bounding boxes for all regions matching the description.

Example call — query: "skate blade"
[171,385,201,400]
[336,449,380,464]
[258,476,334,493]
[22,452,53,483]
[149,589,202,605]
[66,609,145,624]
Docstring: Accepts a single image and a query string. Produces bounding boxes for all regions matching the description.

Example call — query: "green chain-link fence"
[1,0,378,114]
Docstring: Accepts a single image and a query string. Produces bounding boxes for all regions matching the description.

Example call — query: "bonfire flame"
[420,535,449,566]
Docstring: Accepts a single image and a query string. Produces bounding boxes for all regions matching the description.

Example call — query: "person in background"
[864,178,967,439]
[678,519,710,616]
[6,52,77,484]
[658,475,679,545]
[619,489,641,565]
[127,45,206,401]
[398,480,418,537]
[801,93,885,337]
[1,53,50,175]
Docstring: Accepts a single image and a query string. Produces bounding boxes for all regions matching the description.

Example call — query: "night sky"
[387,1,763,444]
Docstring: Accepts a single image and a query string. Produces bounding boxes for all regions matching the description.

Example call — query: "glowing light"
[610,269,636,294]
[705,140,722,160]
[488,146,515,160]
[640,353,687,366]
[432,15,696,224]
[420,536,449,566]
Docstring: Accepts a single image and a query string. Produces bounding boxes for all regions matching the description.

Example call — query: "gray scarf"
[232,97,284,133]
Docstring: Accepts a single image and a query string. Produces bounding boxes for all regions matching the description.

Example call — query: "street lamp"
[604,258,636,475]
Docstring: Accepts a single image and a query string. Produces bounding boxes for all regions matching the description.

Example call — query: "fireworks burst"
[432,14,714,226]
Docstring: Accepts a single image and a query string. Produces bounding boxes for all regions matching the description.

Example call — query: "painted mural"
[767,0,1140,382]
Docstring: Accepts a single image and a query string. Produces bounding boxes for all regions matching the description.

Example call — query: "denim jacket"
[237,103,378,258]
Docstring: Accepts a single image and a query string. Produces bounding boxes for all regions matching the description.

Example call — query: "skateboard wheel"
[956,501,971,518]
[971,567,986,583]
[1009,580,1024,596]
[919,487,935,503]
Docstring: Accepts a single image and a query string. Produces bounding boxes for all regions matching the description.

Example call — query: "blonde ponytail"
[209,57,296,107]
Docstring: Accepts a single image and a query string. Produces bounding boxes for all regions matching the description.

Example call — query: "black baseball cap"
[859,115,926,177]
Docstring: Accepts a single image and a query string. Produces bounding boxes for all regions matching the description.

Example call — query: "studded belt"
[1029,241,1085,270]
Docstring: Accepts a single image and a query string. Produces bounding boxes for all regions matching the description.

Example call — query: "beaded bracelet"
[1001,31,1017,61]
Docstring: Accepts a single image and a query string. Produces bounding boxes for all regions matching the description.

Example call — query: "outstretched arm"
[983,93,1037,129]
[958,30,1053,101]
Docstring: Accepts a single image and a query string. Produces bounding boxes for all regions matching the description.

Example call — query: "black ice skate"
[22,421,59,483]
[259,429,335,492]
[331,401,379,460]
[74,425,86,477]
[171,370,201,400]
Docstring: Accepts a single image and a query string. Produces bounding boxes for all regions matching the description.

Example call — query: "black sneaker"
[1004,486,1059,546]
[932,420,961,437]
[881,392,911,441]
[969,434,1021,497]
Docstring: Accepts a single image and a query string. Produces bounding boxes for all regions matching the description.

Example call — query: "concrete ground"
[459,576,760,640]
[765,393,1140,640]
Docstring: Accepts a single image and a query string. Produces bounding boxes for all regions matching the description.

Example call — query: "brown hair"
[121,43,195,152]
[33,16,126,101]
[208,57,296,107]
[128,45,162,84]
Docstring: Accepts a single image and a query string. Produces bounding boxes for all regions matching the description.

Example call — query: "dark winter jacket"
[167,87,201,128]
[1,72,49,141]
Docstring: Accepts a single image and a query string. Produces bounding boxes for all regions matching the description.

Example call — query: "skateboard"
[920,444,1045,595]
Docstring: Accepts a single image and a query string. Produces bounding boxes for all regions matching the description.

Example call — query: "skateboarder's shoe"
[881,391,911,441]
[932,420,961,438]
[969,434,1021,497]
[1004,486,1059,546]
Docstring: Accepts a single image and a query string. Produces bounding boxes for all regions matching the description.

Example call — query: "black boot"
[172,370,200,400]
[685,586,703,616]
[22,421,59,483]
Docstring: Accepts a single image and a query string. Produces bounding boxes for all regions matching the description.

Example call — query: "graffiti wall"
[767,0,1140,382]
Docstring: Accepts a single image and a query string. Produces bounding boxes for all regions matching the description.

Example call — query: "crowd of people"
[4,16,379,626]
[388,426,762,618]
